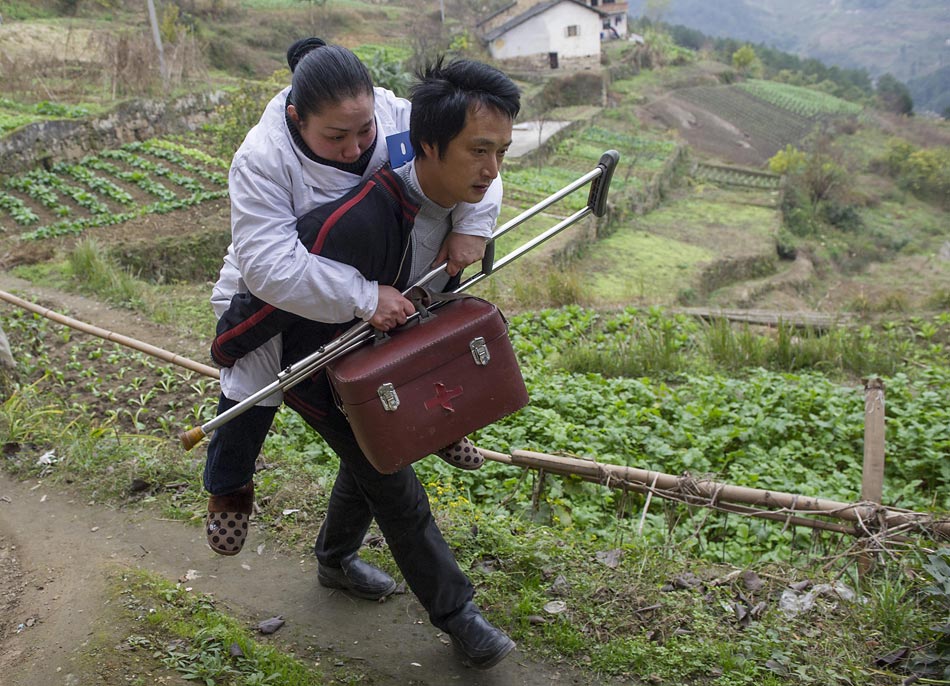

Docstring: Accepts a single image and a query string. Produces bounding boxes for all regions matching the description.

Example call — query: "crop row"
[676,86,814,152]
[0,140,230,239]
[509,125,679,208]
[738,80,863,119]
[695,163,783,190]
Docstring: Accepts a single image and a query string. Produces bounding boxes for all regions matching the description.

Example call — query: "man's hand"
[434,232,487,277]
[369,285,416,331]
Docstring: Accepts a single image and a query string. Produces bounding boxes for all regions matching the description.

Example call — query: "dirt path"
[0,471,608,685]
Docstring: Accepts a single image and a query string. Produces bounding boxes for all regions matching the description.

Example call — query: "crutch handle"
[480,240,495,276]
[179,426,207,451]
[588,150,620,217]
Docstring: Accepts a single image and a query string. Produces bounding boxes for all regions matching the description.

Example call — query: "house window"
[590,0,598,5]
[566,24,579,37]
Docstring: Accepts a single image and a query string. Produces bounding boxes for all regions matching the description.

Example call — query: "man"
[210,57,521,670]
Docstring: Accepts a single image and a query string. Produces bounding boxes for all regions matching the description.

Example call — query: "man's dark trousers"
[286,371,475,630]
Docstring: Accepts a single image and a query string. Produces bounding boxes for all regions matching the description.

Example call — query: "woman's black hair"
[286,37,327,72]
[408,58,520,159]
[285,38,374,120]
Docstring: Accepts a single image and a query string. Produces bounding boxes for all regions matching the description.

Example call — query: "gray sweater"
[396,161,453,292]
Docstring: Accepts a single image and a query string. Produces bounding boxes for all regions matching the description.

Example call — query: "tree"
[875,73,914,115]
[146,0,168,89]
[295,0,328,31]
[732,45,759,77]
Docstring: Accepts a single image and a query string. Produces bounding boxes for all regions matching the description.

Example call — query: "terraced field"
[0,140,229,243]
[676,85,814,157]
[647,80,863,167]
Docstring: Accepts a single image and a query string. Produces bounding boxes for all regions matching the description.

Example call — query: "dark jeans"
[204,394,278,495]
[205,379,474,630]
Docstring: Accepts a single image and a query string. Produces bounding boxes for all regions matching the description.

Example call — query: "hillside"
[626,0,950,115]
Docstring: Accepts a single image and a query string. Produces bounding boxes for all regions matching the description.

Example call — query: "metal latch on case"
[469,337,490,366]
[377,383,400,411]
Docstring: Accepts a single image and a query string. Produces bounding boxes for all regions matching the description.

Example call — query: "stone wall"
[501,53,602,75]
[0,90,227,175]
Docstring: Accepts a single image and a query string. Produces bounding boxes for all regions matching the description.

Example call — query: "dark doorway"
[549,52,559,69]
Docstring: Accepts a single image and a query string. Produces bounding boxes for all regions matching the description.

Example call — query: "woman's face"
[289,92,376,163]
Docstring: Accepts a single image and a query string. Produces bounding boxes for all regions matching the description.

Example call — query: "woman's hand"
[369,285,416,331]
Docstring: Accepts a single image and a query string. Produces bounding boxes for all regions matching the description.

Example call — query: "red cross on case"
[424,382,464,412]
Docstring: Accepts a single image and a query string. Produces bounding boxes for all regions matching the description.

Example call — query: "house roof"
[482,0,606,42]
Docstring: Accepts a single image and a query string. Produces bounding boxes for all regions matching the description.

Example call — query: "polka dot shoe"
[206,481,254,556]
[435,437,485,470]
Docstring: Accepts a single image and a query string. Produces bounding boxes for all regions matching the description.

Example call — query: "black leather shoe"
[444,606,515,670]
[317,553,397,600]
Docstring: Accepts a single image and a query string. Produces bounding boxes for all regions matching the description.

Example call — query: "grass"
[584,230,712,305]
[99,568,333,685]
[556,314,915,379]
[13,240,219,341]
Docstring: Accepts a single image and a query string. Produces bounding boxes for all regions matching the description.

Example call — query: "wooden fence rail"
[477,447,949,540]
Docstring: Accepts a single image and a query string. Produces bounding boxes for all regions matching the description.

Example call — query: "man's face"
[419,105,513,207]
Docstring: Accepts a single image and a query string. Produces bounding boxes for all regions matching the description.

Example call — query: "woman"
[204,39,498,551]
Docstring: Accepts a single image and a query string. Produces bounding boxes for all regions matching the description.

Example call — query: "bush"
[768,144,807,175]
[821,201,864,232]
[775,227,798,259]
[780,186,820,237]
[879,138,950,206]
[203,72,286,158]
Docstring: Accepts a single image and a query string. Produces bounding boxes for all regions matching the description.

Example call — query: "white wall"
[489,2,602,61]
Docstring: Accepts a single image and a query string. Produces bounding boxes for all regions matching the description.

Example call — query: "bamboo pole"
[477,448,949,538]
[0,289,220,379]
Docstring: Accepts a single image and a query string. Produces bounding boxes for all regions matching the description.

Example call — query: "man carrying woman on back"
[203,37,521,670]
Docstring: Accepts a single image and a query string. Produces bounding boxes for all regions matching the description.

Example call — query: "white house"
[589,0,628,40]
[479,0,605,70]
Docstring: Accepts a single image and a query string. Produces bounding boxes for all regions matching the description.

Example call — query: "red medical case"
[326,295,529,474]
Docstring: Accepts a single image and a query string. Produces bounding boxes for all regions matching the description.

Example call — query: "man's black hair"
[409,58,521,159]
[287,39,374,120]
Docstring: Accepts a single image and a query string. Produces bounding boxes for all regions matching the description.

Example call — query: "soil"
[641,95,773,168]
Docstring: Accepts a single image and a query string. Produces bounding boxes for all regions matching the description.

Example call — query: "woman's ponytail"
[286,37,327,72]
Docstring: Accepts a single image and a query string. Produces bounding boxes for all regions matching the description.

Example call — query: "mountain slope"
[627,0,950,113]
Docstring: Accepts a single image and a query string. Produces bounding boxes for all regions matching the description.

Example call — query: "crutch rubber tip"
[179,426,206,451]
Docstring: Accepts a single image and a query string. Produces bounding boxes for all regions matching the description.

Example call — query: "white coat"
[212,86,502,405]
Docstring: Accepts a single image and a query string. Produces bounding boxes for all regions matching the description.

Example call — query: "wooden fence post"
[862,378,886,504]
[859,377,886,576]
